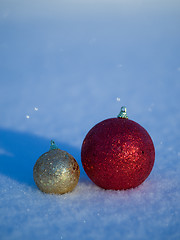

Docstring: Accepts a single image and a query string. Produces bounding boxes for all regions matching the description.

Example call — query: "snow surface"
[0,0,180,239]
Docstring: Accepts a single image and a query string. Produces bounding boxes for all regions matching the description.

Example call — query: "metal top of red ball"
[117,106,128,119]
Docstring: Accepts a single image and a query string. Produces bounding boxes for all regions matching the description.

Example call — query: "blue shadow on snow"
[0,128,88,187]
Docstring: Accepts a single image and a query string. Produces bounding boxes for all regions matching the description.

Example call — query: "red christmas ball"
[81,107,155,190]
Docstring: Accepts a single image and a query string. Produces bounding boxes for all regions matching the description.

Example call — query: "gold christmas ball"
[33,141,80,194]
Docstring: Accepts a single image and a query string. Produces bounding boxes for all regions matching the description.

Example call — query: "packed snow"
[0,0,180,239]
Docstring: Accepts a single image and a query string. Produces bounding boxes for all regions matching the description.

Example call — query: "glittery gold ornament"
[33,140,80,194]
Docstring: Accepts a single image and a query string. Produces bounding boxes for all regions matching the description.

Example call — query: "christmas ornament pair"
[33,107,155,194]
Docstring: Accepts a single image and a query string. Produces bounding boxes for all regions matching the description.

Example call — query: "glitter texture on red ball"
[81,107,155,190]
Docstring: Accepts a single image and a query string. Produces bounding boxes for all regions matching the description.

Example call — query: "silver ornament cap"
[33,140,80,194]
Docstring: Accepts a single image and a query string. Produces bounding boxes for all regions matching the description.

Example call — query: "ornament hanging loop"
[117,106,128,119]
[50,140,59,150]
